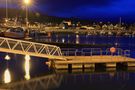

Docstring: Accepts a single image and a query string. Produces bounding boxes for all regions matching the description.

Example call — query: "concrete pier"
[106,63,116,68]
[127,62,135,67]
[49,56,135,70]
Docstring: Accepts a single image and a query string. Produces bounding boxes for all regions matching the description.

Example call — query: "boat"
[4,27,25,39]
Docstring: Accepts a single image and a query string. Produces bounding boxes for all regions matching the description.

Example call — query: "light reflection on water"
[34,34,135,58]
[0,52,135,90]
[34,33,135,46]
[0,53,51,83]
[54,69,135,90]
[24,55,31,80]
[0,33,135,89]
[4,68,11,83]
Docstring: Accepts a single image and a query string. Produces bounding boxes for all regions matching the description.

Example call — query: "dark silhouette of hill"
[0,8,93,24]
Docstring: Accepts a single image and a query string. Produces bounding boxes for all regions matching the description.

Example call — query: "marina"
[0,0,135,90]
[0,31,134,90]
[0,33,134,89]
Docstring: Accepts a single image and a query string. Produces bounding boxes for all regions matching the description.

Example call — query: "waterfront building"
[102,24,108,30]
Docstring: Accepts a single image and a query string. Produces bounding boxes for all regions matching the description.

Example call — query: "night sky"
[0,0,135,22]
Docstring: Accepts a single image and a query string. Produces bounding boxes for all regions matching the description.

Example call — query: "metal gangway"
[0,37,65,60]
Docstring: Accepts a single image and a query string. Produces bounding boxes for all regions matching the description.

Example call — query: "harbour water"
[33,33,135,57]
[54,71,135,90]
[0,34,135,90]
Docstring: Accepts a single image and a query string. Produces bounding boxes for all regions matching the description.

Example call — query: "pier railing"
[61,48,130,57]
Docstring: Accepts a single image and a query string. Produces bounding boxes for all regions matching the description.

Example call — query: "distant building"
[59,20,72,29]
[108,24,114,30]
[59,23,68,29]
[102,24,108,30]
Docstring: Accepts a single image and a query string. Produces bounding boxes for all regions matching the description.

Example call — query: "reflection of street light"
[4,68,11,83]
[24,0,31,28]
[24,55,31,80]
[5,55,10,61]
[4,55,11,84]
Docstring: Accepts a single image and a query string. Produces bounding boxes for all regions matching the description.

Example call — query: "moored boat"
[4,27,25,39]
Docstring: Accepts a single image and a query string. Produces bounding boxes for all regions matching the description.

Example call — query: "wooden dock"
[48,56,135,69]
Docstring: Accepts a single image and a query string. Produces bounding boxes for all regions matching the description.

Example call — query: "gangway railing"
[61,48,130,57]
[0,37,64,60]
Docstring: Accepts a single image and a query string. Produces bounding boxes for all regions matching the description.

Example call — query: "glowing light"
[110,47,116,53]
[24,55,30,80]
[4,68,11,83]
[76,34,80,44]
[5,55,10,61]
[25,55,30,60]
[62,38,65,43]
[5,19,8,23]
[24,0,30,5]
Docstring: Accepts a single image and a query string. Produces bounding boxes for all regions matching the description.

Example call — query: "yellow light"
[24,55,30,80]
[4,68,11,83]
[5,19,8,23]
[24,0,30,5]
[5,55,10,61]
[25,55,30,60]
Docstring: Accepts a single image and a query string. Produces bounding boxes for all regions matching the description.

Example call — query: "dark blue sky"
[0,0,135,22]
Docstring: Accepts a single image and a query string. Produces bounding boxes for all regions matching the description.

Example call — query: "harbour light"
[62,38,65,43]
[76,34,80,44]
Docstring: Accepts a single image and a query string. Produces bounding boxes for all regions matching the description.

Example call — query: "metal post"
[26,5,28,28]
[6,0,8,19]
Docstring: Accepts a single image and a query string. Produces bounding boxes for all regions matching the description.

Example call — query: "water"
[35,33,135,45]
[0,54,51,83]
[0,33,135,89]
[34,33,135,57]
[54,71,135,90]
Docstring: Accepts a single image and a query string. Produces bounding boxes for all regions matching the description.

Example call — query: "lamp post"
[5,0,8,24]
[24,0,30,28]
[6,0,8,18]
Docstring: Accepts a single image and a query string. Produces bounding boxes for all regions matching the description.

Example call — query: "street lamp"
[24,0,31,28]
[5,0,8,24]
